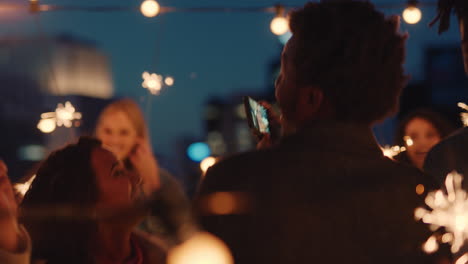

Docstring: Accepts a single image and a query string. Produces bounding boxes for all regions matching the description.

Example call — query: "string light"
[402,0,422,24]
[270,5,289,36]
[37,101,82,133]
[140,0,160,18]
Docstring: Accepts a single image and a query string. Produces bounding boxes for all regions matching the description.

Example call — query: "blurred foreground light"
[187,142,211,162]
[200,191,250,215]
[402,6,422,24]
[167,231,233,264]
[270,17,289,35]
[140,0,160,17]
[200,156,216,174]
[37,118,56,133]
[165,76,174,86]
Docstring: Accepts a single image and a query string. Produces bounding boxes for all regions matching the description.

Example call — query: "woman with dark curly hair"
[20,137,166,264]
[394,109,455,170]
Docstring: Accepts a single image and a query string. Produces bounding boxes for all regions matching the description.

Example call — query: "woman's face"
[96,111,139,160]
[404,117,441,169]
[91,147,139,210]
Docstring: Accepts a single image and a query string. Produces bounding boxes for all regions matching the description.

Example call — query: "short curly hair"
[288,1,408,124]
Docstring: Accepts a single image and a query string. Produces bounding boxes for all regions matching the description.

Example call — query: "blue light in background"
[187,142,211,162]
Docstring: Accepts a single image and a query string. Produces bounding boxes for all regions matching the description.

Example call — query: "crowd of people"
[1,0,467,263]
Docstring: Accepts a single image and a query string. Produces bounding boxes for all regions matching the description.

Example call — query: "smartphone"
[243,96,271,138]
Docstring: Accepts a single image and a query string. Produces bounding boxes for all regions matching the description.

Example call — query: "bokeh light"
[165,76,175,86]
[187,142,211,162]
[140,0,160,18]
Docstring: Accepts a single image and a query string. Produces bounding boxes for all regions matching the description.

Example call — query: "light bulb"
[270,16,289,36]
[402,6,422,24]
[140,0,160,18]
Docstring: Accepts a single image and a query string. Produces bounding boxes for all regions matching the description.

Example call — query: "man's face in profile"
[275,36,300,128]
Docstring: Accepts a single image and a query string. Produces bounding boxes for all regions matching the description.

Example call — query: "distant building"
[0,34,113,180]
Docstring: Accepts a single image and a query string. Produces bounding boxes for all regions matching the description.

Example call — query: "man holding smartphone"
[196,1,434,264]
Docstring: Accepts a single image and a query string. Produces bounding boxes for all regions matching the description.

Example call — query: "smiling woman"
[393,109,455,170]
[20,137,166,264]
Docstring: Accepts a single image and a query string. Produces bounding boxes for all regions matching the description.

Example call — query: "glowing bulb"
[140,0,160,17]
[167,232,233,264]
[165,76,174,86]
[402,6,422,24]
[200,157,216,174]
[270,16,289,36]
[37,118,56,133]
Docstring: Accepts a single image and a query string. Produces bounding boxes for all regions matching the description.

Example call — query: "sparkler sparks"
[381,145,406,159]
[37,101,82,133]
[141,71,174,95]
[14,174,36,196]
[458,102,468,127]
[415,171,468,256]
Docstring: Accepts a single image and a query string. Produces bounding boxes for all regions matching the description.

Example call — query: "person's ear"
[296,86,324,120]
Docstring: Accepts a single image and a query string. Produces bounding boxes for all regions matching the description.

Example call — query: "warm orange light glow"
[167,232,233,264]
[416,184,425,195]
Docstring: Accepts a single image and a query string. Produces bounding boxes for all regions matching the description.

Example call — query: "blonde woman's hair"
[95,98,149,139]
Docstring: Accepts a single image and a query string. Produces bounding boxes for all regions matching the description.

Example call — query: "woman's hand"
[0,160,20,252]
[128,140,160,198]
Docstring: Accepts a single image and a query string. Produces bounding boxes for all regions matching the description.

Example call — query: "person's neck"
[95,223,134,263]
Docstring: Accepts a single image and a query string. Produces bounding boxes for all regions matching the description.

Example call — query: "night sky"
[0,0,463,160]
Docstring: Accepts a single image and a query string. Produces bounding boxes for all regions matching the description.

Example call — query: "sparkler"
[458,102,468,127]
[142,71,174,95]
[415,171,468,260]
[380,145,406,159]
[37,101,82,133]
